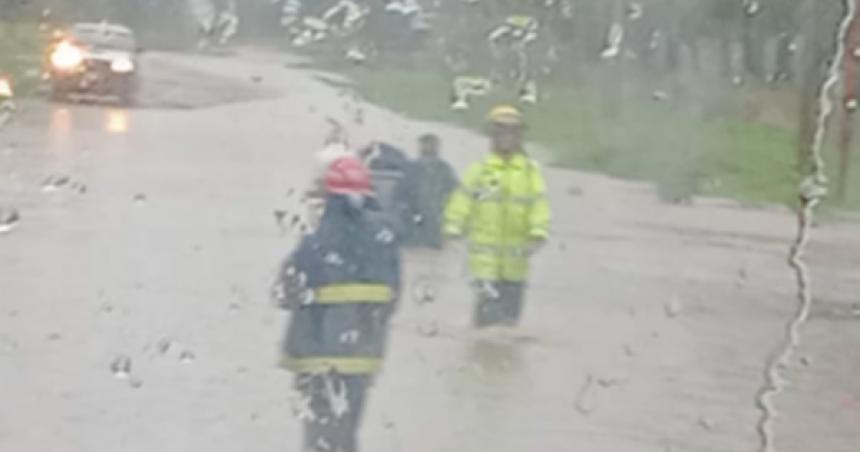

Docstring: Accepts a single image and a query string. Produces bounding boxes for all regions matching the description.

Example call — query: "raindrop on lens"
[0,208,21,235]
[156,338,172,355]
[339,330,360,344]
[179,350,196,364]
[664,296,683,318]
[110,355,132,379]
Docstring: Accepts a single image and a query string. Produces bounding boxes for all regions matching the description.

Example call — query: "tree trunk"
[741,11,764,78]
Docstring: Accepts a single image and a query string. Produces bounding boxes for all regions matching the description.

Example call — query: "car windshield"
[71,25,136,52]
[2,2,860,452]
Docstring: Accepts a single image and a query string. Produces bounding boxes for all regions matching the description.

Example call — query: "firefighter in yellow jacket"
[444,105,551,328]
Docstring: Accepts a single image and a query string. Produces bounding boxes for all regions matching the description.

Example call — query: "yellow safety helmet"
[486,104,525,127]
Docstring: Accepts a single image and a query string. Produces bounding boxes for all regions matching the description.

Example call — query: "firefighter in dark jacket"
[276,155,401,452]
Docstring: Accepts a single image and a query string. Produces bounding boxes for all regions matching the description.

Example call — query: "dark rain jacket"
[412,155,458,248]
[278,195,401,376]
[364,142,420,241]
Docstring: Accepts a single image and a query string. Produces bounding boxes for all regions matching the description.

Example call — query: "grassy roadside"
[339,65,860,211]
[0,22,43,96]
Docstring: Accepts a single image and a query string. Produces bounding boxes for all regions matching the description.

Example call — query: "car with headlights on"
[48,22,141,105]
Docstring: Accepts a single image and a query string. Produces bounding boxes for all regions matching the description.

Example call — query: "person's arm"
[443,163,480,237]
[528,162,551,241]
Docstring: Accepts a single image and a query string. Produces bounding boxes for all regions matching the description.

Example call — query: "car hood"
[83,49,134,62]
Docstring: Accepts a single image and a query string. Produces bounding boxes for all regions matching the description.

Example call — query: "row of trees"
[2,0,854,198]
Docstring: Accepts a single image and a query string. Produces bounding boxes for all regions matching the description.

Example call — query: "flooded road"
[1,51,859,452]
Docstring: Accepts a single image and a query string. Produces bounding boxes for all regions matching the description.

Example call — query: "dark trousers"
[473,281,526,328]
[297,373,371,452]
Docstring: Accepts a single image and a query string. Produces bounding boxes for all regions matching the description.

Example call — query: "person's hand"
[525,238,547,256]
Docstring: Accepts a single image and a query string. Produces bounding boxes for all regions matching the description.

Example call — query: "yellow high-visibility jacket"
[444,152,551,282]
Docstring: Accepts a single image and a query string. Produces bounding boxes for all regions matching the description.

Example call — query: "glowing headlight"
[111,58,135,73]
[50,41,84,70]
[0,78,12,98]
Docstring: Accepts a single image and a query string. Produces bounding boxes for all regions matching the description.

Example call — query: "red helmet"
[324,155,372,195]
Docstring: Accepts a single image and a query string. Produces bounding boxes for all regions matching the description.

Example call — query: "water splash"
[754,2,856,451]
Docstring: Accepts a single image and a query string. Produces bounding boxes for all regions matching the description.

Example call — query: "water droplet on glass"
[651,90,668,101]
[110,355,132,379]
[0,208,21,235]
[339,330,361,344]
[664,296,683,318]
[41,174,70,192]
[744,0,760,16]
[375,228,395,243]
[474,280,500,300]
[156,338,172,355]
[133,193,147,206]
[324,252,345,266]
[179,350,196,364]
[316,438,333,451]
[596,376,627,388]
[626,2,643,20]
[346,47,367,65]
[623,344,636,357]
[129,377,144,389]
[274,209,287,225]
[413,282,437,305]
[520,80,538,104]
[600,23,624,60]
[47,332,62,341]
[846,98,858,112]
[799,177,828,201]
[1,335,19,353]
[698,416,716,431]
[800,356,812,367]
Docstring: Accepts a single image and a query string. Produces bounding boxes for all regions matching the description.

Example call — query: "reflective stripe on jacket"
[444,152,550,281]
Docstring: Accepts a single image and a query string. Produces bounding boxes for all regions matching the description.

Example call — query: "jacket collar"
[485,151,528,168]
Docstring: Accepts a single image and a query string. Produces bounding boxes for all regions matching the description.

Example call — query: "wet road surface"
[1,51,859,452]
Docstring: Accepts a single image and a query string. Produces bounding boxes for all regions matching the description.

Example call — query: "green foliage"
[0,22,43,95]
